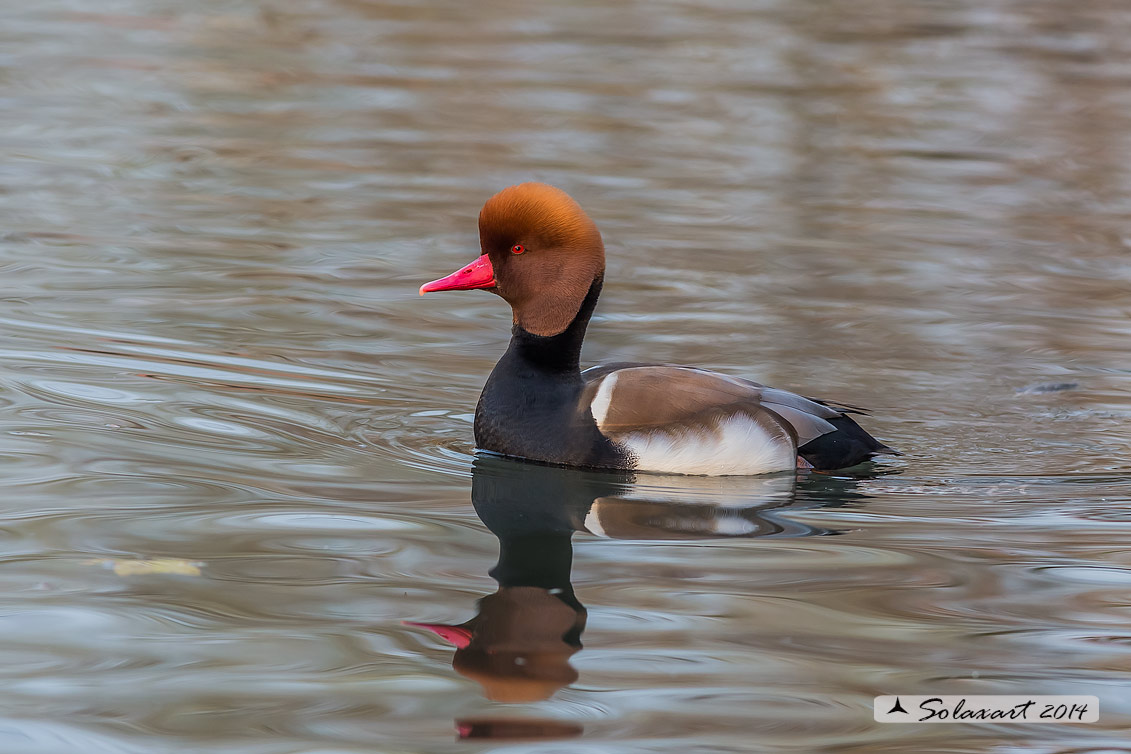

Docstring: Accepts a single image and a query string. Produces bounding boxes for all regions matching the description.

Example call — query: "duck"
[419,183,897,475]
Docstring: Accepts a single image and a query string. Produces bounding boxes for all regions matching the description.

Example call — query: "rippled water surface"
[3,0,1131,751]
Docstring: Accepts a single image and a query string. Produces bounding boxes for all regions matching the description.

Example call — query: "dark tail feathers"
[798,414,899,470]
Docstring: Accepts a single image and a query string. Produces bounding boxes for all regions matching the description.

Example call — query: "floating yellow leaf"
[88,558,204,577]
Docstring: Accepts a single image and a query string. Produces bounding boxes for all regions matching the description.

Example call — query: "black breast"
[474,345,626,469]
[473,280,627,470]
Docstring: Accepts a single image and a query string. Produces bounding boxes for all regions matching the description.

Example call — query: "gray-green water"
[2,0,1130,751]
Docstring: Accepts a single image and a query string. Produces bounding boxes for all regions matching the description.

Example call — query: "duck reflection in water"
[409,456,872,738]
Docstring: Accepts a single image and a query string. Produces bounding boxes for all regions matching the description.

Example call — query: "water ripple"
[3,0,1131,750]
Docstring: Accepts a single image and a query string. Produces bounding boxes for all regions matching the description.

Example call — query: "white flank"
[582,507,610,538]
[621,413,795,476]
[589,372,618,426]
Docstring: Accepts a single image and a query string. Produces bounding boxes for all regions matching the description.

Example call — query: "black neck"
[489,533,575,592]
[506,277,602,374]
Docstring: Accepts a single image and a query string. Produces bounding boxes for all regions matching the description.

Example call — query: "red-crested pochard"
[420,183,897,475]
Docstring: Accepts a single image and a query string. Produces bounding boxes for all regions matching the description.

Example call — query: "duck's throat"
[508,277,602,373]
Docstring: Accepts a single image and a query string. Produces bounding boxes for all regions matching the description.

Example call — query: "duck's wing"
[580,365,895,471]
[582,365,838,442]
[578,366,838,475]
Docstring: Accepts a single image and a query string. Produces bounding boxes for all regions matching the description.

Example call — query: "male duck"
[420,183,896,475]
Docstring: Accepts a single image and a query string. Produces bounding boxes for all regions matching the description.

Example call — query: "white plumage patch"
[589,372,618,426]
[619,413,795,476]
[582,507,610,538]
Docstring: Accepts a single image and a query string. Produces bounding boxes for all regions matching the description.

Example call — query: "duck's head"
[420,183,605,336]
[405,586,585,703]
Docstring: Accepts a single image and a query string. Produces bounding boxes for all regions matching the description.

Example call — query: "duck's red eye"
[511,244,525,255]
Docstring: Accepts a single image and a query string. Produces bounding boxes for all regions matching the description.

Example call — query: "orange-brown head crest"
[476,183,605,337]
[479,183,601,251]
